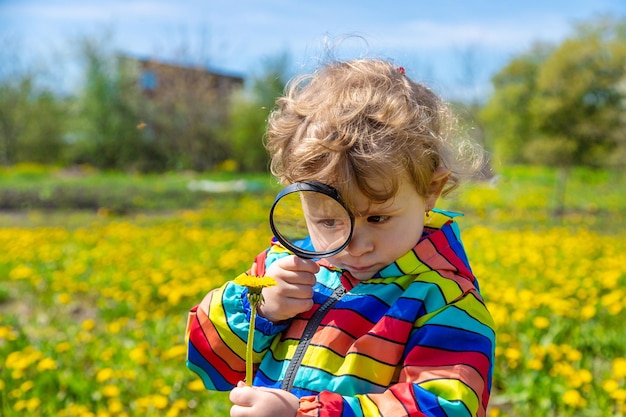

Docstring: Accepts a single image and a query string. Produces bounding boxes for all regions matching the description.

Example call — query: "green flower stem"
[245,292,263,386]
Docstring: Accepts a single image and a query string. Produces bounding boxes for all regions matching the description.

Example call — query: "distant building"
[120,55,244,114]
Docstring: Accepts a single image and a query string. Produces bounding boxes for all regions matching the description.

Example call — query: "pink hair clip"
[397,66,406,75]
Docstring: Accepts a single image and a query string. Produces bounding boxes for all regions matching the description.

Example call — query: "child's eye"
[320,219,337,228]
[367,215,390,224]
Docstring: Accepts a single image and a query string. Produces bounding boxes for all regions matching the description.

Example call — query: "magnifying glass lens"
[270,187,352,258]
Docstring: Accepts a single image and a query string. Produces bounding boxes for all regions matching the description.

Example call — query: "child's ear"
[425,167,450,208]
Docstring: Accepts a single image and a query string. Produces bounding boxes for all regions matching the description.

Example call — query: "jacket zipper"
[281,283,346,391]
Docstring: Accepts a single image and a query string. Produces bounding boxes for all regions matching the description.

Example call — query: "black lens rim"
[269,181,355,259]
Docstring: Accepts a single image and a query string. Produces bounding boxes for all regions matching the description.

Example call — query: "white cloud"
[371,17,572,52]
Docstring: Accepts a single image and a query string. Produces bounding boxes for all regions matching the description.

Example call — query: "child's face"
[325,178,432,281]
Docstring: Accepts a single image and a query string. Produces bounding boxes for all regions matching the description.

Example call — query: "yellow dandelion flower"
[233,273,277,294]
[81,319,96,331]
[577,369,593,384]
[55,341,71,353]
[232,273,277,386]
[58,293,72,304]
[13,400,26,412]
[603,379,619,393]
[9,265,34,280]
[0,325,18,340]
[527,358,543,371]
[171,399,188,410]
[36,357,57,372]
[488,408,501,417]
[580,304,596,320]
[161,344,187,361]
[611,389,626,402]
[566,349,582,362]
[187,379,205,392]
[107,399,123,413]
[102,384,120,398]
[532,316,550,329]
[562,389,586,408]
[613,357,626,379]
[26,398,41,412]
[152,395,169,409]
[20,380,34,392]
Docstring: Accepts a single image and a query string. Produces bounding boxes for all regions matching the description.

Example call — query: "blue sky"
[1,0,625,100]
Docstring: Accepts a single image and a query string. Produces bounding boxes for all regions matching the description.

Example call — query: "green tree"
[482,17,626,169]
[228,53,291,172]
[480,44,551,164]
[0,37,67,165]
[529,17,626,168]
[70,37,144,170]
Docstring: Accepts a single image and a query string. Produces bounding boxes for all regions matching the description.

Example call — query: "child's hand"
[258,255,319,322]
[230,381,299,417]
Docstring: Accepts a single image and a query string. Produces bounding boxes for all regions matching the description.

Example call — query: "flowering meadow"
[1,166,625,416]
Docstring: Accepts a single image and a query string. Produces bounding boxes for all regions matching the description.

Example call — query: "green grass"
[1,164,625,416]
[1,164,624,231]
[0,163,279,214]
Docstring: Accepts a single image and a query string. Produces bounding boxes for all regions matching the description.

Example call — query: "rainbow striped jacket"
[186,210,496,417]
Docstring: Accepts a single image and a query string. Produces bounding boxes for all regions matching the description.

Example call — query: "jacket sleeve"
[185,244,294,390]
[296,289,496,417]
[185,279,289,391]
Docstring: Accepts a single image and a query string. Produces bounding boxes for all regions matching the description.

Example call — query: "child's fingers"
[229,383,255,407]
[277,255,320,274]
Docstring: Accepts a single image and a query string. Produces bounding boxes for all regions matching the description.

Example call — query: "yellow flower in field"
[6,347,43,371]
[579,304,596,320]
[562,389,586,408]
[13,400,26,412]
[58,293,72,304]
[566,349,582,362]
[0,380,4,391]
[26,398,41,412]
[187,379,205,392]
[504,347,521,361]
[81,318,96,331]
[570,369,593,388]
[96,368,114,383]
[488,408,501,417]
[611,389,626,402]
[532,316,550,329]
[161,344,187,360]
[613,357,626,379]
[102,384,120,398]
[171,398,188,410]
[20,380,34,392]
[527,358,543,371]
[578,369,593,384]
[107,399,123,413]
[9,264,34,280]
[129,345,148,365]
[603,379,619,393]
[36,357,57,372]
[55,341,71,353]
[152,395,169,409]
[0,325,18,340]
[547,344,563,361]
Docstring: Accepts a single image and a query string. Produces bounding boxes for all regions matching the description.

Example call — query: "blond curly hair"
[265,58,482,210]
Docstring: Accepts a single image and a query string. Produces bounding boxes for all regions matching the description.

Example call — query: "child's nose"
[345,225,374,257]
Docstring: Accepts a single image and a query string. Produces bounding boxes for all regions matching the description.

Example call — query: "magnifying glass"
[269,182,354,259]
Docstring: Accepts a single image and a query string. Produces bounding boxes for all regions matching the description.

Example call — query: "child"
[186,58,496,417]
